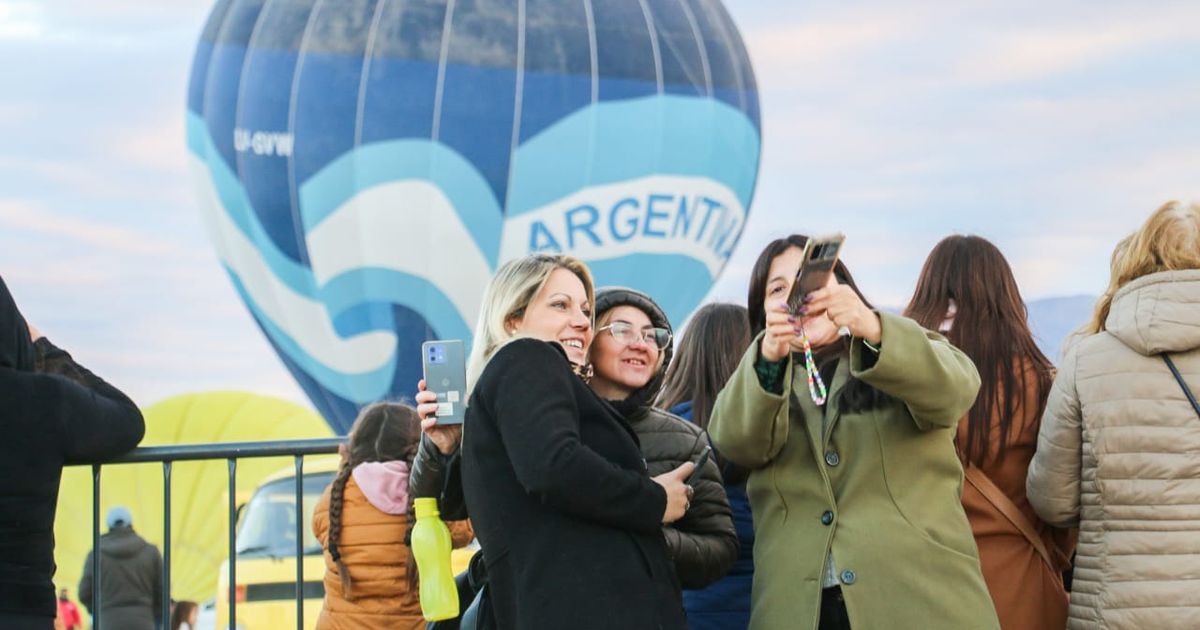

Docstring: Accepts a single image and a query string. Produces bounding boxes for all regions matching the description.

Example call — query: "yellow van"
[215,457,477,630]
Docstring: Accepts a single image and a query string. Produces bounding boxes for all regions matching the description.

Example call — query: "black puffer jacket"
[0,277,145,623]
[594,287,737,589]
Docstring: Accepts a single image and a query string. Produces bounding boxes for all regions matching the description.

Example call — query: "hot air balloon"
[187,0,761,432]
[53,392,335,604]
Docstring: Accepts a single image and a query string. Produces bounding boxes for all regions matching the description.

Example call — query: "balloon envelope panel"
[187,0,761,432]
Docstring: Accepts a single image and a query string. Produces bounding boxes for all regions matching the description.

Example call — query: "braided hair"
[326,402,421,599]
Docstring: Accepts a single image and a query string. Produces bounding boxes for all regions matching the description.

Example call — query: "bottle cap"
[414,497,440,519]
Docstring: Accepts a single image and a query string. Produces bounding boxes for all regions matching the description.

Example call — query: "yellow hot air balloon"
[53,391,335,606]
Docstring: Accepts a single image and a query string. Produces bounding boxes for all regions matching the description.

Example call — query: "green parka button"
[841,570,857,585]
[820,511,834,526]
[824,451,840,467]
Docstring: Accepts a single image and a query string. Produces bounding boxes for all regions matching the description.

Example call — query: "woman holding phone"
[413,254,692,630]
[708,235,998,630]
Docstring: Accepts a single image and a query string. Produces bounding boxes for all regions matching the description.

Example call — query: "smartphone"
[786,233,846,314]
[421,339,467,425]
[687,446,712,485]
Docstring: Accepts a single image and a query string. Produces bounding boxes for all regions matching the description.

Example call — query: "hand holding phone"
[786,233,846,315]
[421,340,467,425]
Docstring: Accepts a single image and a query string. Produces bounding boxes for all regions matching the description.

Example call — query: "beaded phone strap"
[798,322,828,405]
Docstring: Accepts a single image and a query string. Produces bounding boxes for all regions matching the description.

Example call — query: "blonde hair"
[467,254,595,388]
[595,307,667,373]
[1084,200,1200,335]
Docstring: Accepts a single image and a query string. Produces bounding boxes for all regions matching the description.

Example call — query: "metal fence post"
[228,457,238,628]
[295,454,305,630]
[162,460,172,628]
[91,464,102,630]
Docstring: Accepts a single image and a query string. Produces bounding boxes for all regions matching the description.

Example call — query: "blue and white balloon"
[187,0,761,432]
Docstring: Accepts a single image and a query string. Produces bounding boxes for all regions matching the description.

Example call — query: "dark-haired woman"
[312,403,473,630]
[168,600,197,630]
[906,235,1075,630]
[657,302,755,630]
[708,235,998,630]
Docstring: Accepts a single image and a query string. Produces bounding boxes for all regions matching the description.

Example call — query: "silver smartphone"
[786,233,846,314]
[421,339,467,425]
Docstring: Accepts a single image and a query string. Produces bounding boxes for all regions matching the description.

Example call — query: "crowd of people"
[1,200,1196,630]
[385,200,1194,630]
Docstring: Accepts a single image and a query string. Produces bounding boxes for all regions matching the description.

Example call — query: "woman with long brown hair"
[709,234,996,630]
[905,235,1075,630]
[1028,201,1200,629]
[657,302,755,629]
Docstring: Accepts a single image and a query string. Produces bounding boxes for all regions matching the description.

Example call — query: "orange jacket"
[312,476,473,630]
[959,363,1076,630]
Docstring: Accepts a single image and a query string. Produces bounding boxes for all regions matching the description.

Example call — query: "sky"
[1,0,1198,411]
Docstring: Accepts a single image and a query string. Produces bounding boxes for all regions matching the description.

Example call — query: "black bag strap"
[1162,354,1200,419]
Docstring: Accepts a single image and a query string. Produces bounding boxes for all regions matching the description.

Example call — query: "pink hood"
[351,460,411,515]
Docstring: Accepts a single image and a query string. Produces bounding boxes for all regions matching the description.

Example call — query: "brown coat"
[959,361,1076,630]
[311,476,473,630]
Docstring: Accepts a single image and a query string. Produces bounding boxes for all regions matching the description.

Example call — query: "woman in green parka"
[708,235,999,630]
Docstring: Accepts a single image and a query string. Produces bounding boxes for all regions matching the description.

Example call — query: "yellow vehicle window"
[236,472,333,558]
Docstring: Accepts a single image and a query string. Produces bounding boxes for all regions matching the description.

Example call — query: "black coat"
[461,339,687,630]
[0,277,145,621]
[78,526,162,630]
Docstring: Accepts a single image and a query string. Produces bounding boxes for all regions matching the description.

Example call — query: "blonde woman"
[412,254,693,630]
[1027,201,1200,629]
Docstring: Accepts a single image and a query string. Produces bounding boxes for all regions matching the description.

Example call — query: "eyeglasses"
[597,321,672,349]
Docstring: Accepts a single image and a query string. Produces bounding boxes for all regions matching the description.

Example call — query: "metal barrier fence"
[72,437,343,630]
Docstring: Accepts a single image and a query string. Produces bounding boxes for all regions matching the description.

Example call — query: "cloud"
[0,0,210,47]
[748,10,916,84]
[951,9,1200,85]
[0,199,182,257]
[109,112,192,177]
[0,2,45,40]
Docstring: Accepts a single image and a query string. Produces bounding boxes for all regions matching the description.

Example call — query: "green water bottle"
[412,497,459,621]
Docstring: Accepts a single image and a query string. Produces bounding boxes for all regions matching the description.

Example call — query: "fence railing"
[72,437,343,630]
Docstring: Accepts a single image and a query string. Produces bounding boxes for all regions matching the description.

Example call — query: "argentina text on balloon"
[501,175,745,277]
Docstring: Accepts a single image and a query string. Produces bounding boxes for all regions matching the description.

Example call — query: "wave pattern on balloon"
[187,0,761,432]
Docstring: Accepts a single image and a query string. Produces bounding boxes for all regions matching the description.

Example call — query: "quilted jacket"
[1027,269,1200,629]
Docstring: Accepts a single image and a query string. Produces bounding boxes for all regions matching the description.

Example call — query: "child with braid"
[312,403,473,629]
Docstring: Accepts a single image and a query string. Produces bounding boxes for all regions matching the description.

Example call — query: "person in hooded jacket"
[1027,200,1200,629]
[312,402,473,630]
[78,507,162,630]
[0,275,145,630]
[591,287,737,589]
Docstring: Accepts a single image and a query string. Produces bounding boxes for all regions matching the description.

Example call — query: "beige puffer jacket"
[1027,269,1200,629]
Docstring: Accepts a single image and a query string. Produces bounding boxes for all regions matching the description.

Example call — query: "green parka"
[709,312,999,630]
